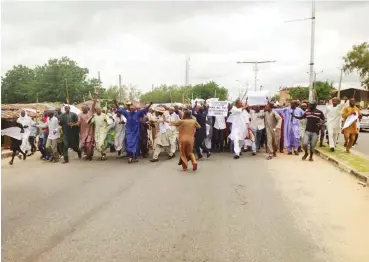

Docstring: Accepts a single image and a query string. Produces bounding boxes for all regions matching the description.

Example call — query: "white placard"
[208,101,228,117]
[342,113,359,130]
[247,90,270,106]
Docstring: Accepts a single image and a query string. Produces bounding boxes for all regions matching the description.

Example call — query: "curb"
[315,149,369,184]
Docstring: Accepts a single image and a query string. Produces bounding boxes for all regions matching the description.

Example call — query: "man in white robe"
[166,107,180,155]
[114,111,127,155]
[16,110,34,157]
[227,100,249,159]
[150,111,175,162]
[326,97,347,152]
[89,108,113,160]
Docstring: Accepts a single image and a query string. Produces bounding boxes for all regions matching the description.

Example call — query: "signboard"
[342,113,359,130]
[208,101,228,117]
[247,90,270,106]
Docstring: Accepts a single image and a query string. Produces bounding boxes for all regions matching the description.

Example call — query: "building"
[332,83,368,107]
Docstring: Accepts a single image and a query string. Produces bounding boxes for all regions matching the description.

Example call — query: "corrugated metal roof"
[1,103,57,111]
[1,109,38,119]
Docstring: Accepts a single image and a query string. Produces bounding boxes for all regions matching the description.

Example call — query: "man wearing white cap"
[150,108,175,162]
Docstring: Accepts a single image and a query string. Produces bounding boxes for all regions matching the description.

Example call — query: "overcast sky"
[2,0,369,99]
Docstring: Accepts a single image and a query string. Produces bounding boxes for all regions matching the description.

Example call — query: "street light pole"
[237,60,276,91]
[338,68,343,98]
[308,0,316,102]
[285,0,316,102]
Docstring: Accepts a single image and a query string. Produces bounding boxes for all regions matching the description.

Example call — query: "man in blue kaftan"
[116,102,152,163]
[274,101,304,155]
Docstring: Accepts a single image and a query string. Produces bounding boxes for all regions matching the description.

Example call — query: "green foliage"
[1,65,36,103]
[127,85,141,101]
[102,84,140,103]
[288,82,333,102]
[103,85,126,101]
[1,57,102,104]
[314,81,333,102]
[343,42,369,88]
[288,87,309,101]
[140,81,228,103]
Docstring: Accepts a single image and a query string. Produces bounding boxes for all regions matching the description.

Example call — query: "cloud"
[1,1,368,100]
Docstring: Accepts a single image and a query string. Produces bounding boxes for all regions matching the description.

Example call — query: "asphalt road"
[2,152,369,262]
[334,130,369,156]
[351,130,369,156]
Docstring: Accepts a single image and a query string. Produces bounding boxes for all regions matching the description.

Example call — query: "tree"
[1,56,101,104]
[139,81,228,103]
[103,85,127,101]
[1,65,36,103]
[288,87,309,101]
[343,42,369,88]
[314,81,333,102]
[127,85,141,101]
[34,56,98,103]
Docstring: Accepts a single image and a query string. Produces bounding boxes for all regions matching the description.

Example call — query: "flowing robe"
[117,108,148,157]
[60,112,80,150]
[227,106,249,156]
[114,114,127,152]
[79,111,94,155]
[264,111,282,154]
[91,113,113,154]
[171,119,201,169]
[274,107,304,152]
[16,114,34,153]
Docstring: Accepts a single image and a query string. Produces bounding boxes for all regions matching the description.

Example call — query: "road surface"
[2,152,369,262]
[335,130,369,156]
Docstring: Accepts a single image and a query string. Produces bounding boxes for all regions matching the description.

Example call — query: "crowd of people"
[3,96,368,171]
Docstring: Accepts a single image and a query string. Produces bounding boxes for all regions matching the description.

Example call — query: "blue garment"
[274,107,304,152]
[117,108,148,157]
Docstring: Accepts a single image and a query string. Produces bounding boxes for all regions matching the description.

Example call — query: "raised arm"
[169,120,182,127]
[91,97,98,114]
[291,111,306,120]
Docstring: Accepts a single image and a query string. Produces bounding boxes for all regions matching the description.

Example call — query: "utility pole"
[285,0,316,102]
[338,68,343,98]
[214,89,217,98]
[152,84,154,92]
[185,56,190,86]
[237,60,276,91]
[308,0,316,102]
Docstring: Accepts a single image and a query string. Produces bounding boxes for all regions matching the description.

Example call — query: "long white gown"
[16,113,34,153]
[228,106,249,156]
[114,114,127,152]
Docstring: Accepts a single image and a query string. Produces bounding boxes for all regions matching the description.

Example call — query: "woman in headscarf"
[16,110,34,158]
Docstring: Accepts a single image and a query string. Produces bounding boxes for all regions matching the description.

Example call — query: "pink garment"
[79,111,94,154]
